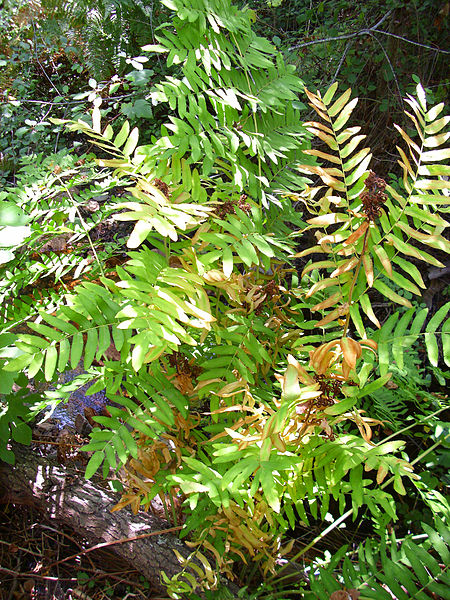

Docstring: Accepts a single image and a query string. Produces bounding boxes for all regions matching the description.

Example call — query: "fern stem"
[375,406,448,447]
[342,226,369,337]
[268,507,354,582]
[230,31,263,195]
[410,433,450,468]
[55,174,106,278]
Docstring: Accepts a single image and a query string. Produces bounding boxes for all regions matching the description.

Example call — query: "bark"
[0,445,236,597]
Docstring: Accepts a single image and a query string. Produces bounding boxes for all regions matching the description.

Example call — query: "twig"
[331,41,353,84]
[368,32,404,110]
[76,565,149,590]
[40,524,97,571]
[289,9,449,55]
[0,566,77,582]
[55,174,105,278]
[5,93,135,106]
[0,540,43,557]
[376,30,450,54]
[289,10,393,51]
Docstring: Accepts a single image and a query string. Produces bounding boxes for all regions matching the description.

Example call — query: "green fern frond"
[138,0,309,203]
[296,82,449,336]
[306,519,450,600]
[372,303,450,373]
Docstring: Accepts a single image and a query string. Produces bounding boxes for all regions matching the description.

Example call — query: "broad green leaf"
[328,88,352,118]
[404,205,448,227]
[70,332,84,368]
[443,319,450,367]
[357,373,392,398]
[11,422,32,445]
[426,302,449,333]
[360,293,380,328]
[387,234,444,267]
[28,322,64,342]
[420,148,450,162]
[426,102,444,122]
[345,154,372,186]
[112,435,128,464]
[119,425,138,459]
[373,280,412,308]
[113,120,130,149]
[373,245,392,277]
[45,345,58,381]
[40,313,78,335]
[0,202,28,226]
[342,147,371,171]
[260,466,280,513]
[28,353,45,379]
[123,127,139,157]
[334,97,358,131]
[0,225,31,248]
[322,82,339,105]
[222,245,233,277]
[85,451,104,480]
[56,332,79,367]
[425,332,439,366]
[84,329,98,370]
[96,325,111,360]
[3,353,34,372]
[424,115,450,135]
[324,395,357,415]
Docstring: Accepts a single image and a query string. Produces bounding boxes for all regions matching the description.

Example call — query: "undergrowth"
[0,0,449,598]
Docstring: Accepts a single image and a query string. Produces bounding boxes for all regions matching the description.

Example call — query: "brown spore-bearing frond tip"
[237,194,251,214]
[152,178,171,198]
[360,171,387,221]
[215,200,236,220]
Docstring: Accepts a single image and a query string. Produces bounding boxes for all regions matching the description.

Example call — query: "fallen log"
[0,444,236,597]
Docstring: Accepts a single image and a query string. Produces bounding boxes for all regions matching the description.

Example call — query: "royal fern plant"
[1,0,449,594]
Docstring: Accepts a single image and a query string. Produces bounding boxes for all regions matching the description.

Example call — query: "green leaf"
[328,88,352,117]
[123,127,139,157]
[333,97,358,131]
[324,396,357,415]
[373,280,412,308]
[0,225,31,248]
[114,121,130,149]
[357,373,392,399]
[323,82,339,105]
[0,202,29,226]
[119,425,138,459]
[28,353,45,379]
[85,451,104,480]
[425,332,439,367]
[84,329,98,370]
[426,302,449,333]
[222,245,233,277]
[11,422,32,445]
[70,332,84,368]
[260,466,280,513]
[44,345,58,381]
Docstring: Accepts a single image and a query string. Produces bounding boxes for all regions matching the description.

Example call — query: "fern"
[296,82,449,369]
[305,519,450,600]
[2,2,449,592]
[371,302,450,374]
[137,0,310,204]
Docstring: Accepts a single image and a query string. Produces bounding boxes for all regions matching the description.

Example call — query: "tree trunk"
[0,445,234,597]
